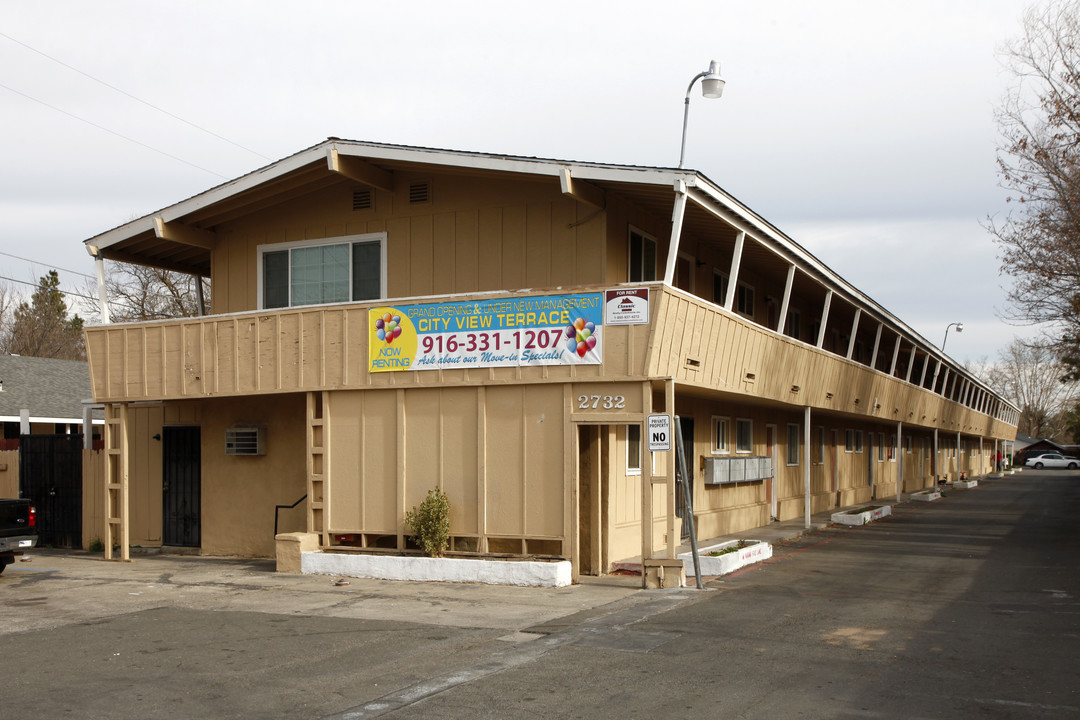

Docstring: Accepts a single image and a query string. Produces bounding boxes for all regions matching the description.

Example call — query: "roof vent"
[408,180,431,204]
[352,188,374,211]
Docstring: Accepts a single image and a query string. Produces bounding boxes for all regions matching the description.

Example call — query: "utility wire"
[0,81,228,179]
[0,250,97,280]
[0,273,146,316]
[0,31,271,161]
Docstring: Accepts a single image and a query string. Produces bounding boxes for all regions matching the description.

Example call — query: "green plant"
[88,537,104,553]
[405,488,451,557]
[706,539,748,557]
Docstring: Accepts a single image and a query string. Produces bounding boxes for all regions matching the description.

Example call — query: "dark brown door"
[163,426,200,547]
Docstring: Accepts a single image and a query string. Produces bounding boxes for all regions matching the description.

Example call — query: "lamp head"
[956,322,964,333]
[701,59,725,99]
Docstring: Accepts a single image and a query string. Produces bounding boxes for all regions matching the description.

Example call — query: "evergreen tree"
[4,270,85,360]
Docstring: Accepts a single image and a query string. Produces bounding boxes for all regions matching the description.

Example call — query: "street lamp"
[678,60,725,169]
[942,322,964,351]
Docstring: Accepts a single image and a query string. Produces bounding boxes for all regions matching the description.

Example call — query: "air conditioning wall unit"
[225,426,266,456]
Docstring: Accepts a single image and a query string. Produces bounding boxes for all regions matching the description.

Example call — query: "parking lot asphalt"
[5,467,1075,719]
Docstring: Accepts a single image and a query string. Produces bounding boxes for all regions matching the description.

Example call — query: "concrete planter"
[911,490,941,502]
[987,472,1004,478]
[301,551,572,587]
[954,479,978,489]
[680,539,772,578]
[831,504,891,526]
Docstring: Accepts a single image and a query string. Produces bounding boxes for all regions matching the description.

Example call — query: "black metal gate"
[19,434,83,548]
[163,426,201,547]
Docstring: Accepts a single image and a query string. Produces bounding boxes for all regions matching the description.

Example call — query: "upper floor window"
[737,283,755,319]
[259,233,386,309]
[628,228,657,282]
[786,310,801,340]
[713,271,729,306]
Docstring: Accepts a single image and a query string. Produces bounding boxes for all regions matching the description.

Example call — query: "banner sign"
[369,293,604,372]
[605,288,649,325]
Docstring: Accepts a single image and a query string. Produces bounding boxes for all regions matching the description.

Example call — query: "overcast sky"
[0,0,1043,362]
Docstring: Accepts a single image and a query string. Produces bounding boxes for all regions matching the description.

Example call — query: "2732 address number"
[577,395,626,410]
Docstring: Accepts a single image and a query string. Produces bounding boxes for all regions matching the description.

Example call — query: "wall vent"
[352,188,374,211]
[225,426,265,456]
[408,180,431,204]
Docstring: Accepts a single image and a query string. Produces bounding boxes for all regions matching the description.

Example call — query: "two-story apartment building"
[82,139,1018,580]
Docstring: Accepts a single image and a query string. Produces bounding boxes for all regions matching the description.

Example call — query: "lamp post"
[942,322,963,351]
[678,60,725,169]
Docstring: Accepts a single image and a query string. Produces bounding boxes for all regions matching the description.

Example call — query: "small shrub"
[88,537,105,553]
[706,540,748,557]
[405,488,451,557]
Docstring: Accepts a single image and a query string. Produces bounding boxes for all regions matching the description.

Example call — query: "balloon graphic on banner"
[565,318,597,358]
[369,307,418,371]
[375,313,403,344]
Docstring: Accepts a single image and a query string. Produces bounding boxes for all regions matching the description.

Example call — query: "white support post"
[778,264,795,334]
[817,290,833,348]
[19,409,29,435]
[889,336,902,377]
[905,346,917,383]
[870,323,883,370]
[919,355,930,387]
[664,180,688,287]
[846,309,862,360]
[804,406,812,529]
[941,368,951,397]
[933,428,939,483]
[724,231,745,312]
[896,421,903,502]
[93,252,111,324]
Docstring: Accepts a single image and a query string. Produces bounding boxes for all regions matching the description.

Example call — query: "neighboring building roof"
[0,354,99,424]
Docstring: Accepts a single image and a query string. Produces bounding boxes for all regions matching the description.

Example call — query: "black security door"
[19,434,83,547]
[162,426,201,547]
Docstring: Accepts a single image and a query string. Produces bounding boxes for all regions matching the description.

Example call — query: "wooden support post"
[778,264,795,334]
[724,232,745,312]
[666,379,677,560]
[817,290,833,348]
[640,382,654,586]
[804,406,811,528]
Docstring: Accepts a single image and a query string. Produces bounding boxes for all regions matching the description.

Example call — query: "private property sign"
[647,414,671,452]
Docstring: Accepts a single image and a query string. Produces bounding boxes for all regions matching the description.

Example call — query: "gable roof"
[81,138,1019,416]
[0,355,98,424]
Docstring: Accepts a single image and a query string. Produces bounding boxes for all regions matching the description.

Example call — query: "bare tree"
[984,339,1080,439]
[104,263,209,322]
[990,1,1080,354]
[74,261,210,324]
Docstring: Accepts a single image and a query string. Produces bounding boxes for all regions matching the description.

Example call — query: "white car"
[1024,453,1079,469]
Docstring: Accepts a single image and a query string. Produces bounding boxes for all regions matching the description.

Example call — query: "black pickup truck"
[0,499,37,575]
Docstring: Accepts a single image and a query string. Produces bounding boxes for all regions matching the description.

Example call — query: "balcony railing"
[83,284,1015,440]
